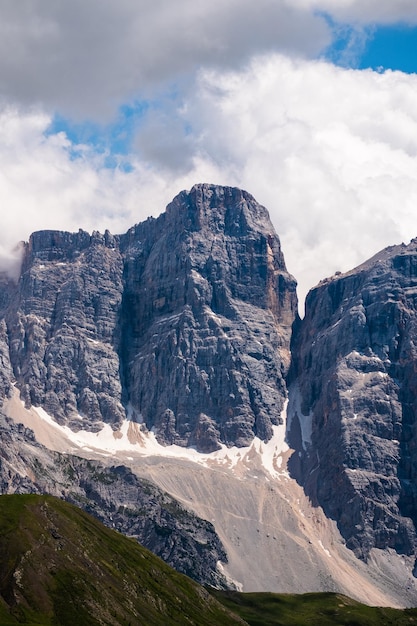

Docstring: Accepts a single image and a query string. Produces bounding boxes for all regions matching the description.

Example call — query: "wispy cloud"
[294,0,417,25]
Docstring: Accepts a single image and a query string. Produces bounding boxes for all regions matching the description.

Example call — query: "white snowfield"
[4,387,417,609]
[33,401,290,480]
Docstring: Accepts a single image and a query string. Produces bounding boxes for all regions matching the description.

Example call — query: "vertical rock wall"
[289,242,417,562]
[120,184,298,450]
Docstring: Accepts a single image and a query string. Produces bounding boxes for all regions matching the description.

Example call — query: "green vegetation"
[0,494,243,625]
[213,590,417,626]
[2,494,417,626]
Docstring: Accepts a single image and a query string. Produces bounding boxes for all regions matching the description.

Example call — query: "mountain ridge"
[2,183,417,607]
[0,493,244,625]
[288,237,417,567]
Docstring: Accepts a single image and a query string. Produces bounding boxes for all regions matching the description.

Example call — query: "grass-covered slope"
[2,493,417,626]
[214,590,417,626]
[0,494,244,625]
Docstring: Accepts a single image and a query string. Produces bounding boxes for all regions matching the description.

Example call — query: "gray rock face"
[289,241,417,563]
[5,229,125,432]
[0,413,230,588]
[0,184,297,451]
[5,180,417,583]
[120,184,298,450]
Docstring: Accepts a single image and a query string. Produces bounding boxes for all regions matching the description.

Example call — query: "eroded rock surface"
[289,240,417,565]
[5,229,125,431]
[120,184,297,450]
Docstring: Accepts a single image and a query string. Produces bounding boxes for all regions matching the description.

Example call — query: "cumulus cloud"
[0,107,177,277]
[0,0,330,119]
[2,55,417,309]
[1,5,417,308]
[0,55,417,298]
[132,56,417,306]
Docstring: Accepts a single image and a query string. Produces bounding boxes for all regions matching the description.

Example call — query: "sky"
[1,1,417,308]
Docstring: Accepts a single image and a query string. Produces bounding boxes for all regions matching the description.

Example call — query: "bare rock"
[0,413,230,589]
[5,229,126,430]
[0,184,297,451]
[289,240,417,563]
[120,184,297,450]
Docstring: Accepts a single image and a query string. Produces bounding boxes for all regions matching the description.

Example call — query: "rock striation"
[0,184,297,451]
[4,229,125,432]
[288,240,417,566]
[7,181,417,586]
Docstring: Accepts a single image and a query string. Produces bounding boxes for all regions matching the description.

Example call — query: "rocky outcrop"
[288,241,417,564]
[0,184,297,451]
[0,413,229,588]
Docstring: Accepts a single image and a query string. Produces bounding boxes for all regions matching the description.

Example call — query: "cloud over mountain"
[0,4,416,306]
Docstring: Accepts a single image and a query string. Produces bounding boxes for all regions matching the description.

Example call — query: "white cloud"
[3,55,417,311]
[0,108,171,272]
[134,56,417,306]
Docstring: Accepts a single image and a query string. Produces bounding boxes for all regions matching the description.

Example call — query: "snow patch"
[216,561,243,591]
[31,402,290,479]
[318,540,331,558]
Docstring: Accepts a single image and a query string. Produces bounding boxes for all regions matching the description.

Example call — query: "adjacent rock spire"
[288,240,417,562]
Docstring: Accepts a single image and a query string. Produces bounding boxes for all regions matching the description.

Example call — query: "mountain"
[120,185,297,450]
[0,493,244,625]
[4,494,417,626]
[2,184,417,607]
[288,240,417,569]
[1,184,297,452]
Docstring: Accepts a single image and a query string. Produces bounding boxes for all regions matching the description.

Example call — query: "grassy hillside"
[0,494,244,625]
[214,590,417,626]
[2,493,417,626]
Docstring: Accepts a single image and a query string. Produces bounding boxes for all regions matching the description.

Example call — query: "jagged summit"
[0,184,297,452]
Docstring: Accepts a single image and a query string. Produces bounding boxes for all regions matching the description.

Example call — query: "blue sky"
[359,24,417,73]
[330,21,417,73]
[1,2,417,304]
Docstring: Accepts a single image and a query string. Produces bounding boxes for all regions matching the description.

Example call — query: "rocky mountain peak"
[0,184,298,452]
[121,184,298,450]
[4,185,417,600]
[166,184,268,234]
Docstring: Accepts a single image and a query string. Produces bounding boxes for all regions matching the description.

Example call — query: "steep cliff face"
[4,182,417,595]
[5,229,126,432]
[120,184,298,450]
[289,240,417,563]
[0,184,297,451]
